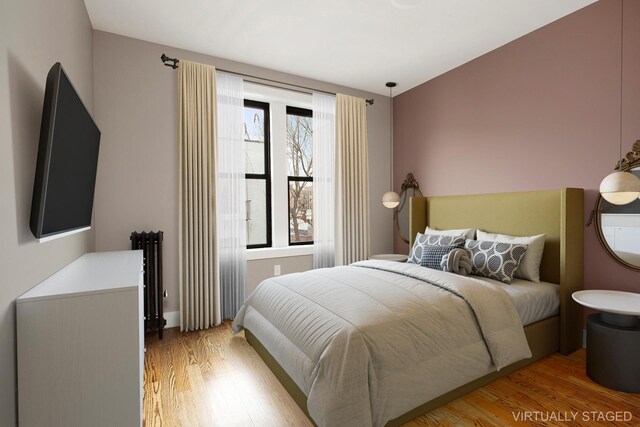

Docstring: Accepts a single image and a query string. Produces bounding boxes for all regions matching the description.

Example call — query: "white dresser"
[17,251,144,427]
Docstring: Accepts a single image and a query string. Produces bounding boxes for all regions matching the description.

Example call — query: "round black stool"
[586,313,640,393]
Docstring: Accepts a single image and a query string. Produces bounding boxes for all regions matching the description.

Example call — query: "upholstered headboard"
[409,188,584,355]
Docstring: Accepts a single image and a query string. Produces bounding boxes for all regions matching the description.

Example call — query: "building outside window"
[243,100,271,248]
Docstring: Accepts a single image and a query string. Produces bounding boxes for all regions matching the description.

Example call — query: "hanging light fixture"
[600,0,640,205]
[382,82,400,209]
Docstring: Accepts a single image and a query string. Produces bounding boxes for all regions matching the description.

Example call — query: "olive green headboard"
[409,188,584,355]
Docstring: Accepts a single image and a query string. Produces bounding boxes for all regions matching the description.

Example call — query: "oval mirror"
[394,173,423,243]
[593,141,640,271]
[594,171,640,271]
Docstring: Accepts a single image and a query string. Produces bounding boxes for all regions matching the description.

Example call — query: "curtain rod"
[160,54,374,106]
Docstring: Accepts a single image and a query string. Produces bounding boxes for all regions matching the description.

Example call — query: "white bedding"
[494,278,560,325]
[233,260,532,427]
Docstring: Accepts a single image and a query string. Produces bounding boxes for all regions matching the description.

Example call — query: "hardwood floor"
[144,322,640,426]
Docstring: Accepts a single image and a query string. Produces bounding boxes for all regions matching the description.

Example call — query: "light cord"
[619,0,624,165]
[389,84,393,189]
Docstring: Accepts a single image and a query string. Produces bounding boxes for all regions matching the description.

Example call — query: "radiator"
[130,231,166,339]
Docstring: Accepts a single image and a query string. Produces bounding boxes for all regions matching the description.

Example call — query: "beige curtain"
[178,60,221,331]
[335,94,370,265]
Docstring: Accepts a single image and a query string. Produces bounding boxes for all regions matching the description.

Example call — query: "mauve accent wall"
[394,0,640,294]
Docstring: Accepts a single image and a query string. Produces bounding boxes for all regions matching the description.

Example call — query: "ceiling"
[84,0,596,95]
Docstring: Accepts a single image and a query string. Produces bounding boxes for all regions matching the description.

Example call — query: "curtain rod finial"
[161,53,179,69]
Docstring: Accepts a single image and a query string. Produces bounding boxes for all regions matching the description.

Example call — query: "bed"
[233,188,584,426]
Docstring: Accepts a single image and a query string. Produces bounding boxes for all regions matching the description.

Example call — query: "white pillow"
[426,226,475,240]
[476,230,545,283]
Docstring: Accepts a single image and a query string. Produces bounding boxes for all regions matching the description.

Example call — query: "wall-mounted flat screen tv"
[30,62,101,241]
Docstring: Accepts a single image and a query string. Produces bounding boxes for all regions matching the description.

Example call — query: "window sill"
[246,245,314,261]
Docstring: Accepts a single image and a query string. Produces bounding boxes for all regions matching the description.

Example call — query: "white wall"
[92,31,394,315]
[0,1,95,425]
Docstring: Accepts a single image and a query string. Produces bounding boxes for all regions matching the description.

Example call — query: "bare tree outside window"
[287,107,313,244]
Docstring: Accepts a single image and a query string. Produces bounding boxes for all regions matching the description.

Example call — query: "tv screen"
[30,62,101,240]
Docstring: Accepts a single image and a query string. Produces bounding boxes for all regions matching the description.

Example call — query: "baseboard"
[164,310,179,328]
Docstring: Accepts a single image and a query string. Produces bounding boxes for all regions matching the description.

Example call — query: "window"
[286,107,313,245]
[244,100,271,248]
[243,84,314,251]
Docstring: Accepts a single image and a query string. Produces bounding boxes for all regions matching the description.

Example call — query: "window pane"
[244,106,265,174]
[289,180,313,243]
[287,113,312,177]
[246,179,268,246]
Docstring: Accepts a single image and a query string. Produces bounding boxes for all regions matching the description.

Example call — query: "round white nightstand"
[572,290,640,327]
[368,254,408,262]
[572,290,640,393]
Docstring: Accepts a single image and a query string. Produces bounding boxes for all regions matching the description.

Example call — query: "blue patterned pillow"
[408,233,466,264]
[465,240,528,283]
[420,244,464,270]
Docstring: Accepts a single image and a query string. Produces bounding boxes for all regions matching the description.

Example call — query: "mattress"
[479,277,560,326]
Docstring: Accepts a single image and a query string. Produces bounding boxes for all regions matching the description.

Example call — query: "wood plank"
[142,380,164,427]
[143,323,640,426]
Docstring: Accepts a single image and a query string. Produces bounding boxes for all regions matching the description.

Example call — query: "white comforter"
[233,260,531,427]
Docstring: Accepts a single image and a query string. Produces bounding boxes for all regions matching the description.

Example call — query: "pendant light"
[600,0,640,205]
[382,82,400,209]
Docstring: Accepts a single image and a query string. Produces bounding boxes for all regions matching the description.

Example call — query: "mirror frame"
[394,173,423,243]
[592,140,640,271]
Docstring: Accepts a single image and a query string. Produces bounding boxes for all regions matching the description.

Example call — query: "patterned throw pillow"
[408,233,466,264]
[465,240,528,283]
[420,245,464,270]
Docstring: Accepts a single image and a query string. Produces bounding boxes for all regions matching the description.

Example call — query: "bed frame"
[245,188,584,426]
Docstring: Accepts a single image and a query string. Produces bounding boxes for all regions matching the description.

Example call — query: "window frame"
[286,106,314,246]
[244,99,272,249]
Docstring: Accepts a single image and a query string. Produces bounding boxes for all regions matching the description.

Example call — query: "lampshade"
[600,171,640,205]
[382,191,400,208]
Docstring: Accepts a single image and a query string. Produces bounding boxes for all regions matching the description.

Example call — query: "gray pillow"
[420,244,464,270]
[465,240,528,283]
[476,230,545,282]
[441,248,473,276]
[408,233,466,264]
